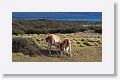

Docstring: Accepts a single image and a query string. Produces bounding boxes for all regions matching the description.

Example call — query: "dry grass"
[12,32,102,62]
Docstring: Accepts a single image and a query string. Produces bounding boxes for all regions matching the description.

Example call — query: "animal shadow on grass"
[22,48,70,58]
[39,49,72,58]
[38,49,62,58]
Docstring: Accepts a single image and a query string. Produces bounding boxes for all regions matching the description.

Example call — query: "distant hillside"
[12,19,102,35]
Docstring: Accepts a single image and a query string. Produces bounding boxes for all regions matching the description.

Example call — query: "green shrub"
[12,29,25,35]
[22,46,40,57]
[79,26,90,32]
[90,26,102,33]
[12,37,41,56]
[12,19,102,34]
[12,37,28,52]
[94,28,102,33]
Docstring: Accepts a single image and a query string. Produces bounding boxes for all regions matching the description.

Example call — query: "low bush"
[94,28,102,33]
[22,46,40,57]
[12,37,41,56]
[12,29,25,35]
[12,37,28,52]
[90,26,102,33]
[12,19,102,34]
[79,26,90,32]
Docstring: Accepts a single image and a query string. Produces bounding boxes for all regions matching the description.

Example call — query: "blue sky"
[12,12,102,19]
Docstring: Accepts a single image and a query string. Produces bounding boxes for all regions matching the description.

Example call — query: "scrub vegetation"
[12,19,102,62]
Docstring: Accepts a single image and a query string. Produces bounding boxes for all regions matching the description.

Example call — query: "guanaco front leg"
[48,44,52,56]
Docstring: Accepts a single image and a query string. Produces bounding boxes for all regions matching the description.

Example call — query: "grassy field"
[12,32,102,62]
